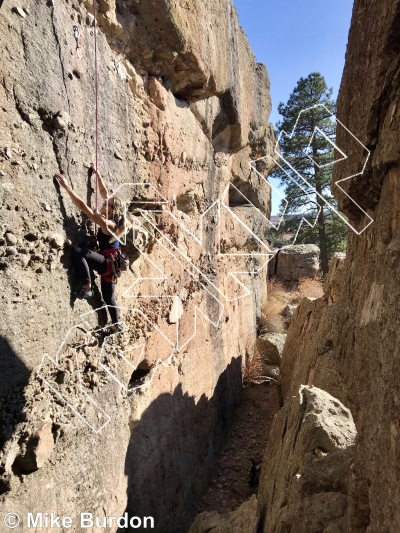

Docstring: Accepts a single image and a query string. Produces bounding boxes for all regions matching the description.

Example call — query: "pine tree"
[270,73,347,275]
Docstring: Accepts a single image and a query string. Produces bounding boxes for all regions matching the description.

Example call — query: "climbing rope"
[92,0,100,227]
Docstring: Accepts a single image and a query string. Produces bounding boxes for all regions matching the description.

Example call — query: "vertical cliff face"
[255,1,400,532]
[0,0,273,531]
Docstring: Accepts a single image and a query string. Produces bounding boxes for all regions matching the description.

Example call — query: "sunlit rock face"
[0,1,274,531]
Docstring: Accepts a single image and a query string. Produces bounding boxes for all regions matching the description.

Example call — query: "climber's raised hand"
[54,173,71,191]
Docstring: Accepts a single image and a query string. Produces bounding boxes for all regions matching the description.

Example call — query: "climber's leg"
[72,247,107,289]
[101,278,119,325]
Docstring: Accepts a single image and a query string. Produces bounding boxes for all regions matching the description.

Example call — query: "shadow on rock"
[118,356,242,533]
[0,336,29,494]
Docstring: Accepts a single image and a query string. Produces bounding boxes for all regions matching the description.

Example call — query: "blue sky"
[234,0,354,214]
[234,0,354,125]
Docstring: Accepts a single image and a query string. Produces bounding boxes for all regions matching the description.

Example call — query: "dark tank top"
[97,227,120,251]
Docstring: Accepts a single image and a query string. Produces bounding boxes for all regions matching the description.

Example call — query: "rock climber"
[54,165,126,332]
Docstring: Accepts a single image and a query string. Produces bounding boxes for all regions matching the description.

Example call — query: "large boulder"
[257,386,357,533]
[275,244,320,281]
[256,333,286,367]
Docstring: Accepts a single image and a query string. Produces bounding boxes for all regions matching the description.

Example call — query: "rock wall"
[0,1,274,531]
[258,386,357,533]
[255,1,400,532]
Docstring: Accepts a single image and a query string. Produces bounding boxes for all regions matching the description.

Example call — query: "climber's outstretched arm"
[54,173,108,230]
[89,163,109,200]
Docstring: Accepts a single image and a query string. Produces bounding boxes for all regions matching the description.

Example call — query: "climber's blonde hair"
[109,196,126,239]
[111,196,124,220]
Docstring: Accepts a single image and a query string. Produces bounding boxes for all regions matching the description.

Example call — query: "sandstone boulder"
[277,266,348,405]
[275,244,320,281]
[258,386,357,533]
[233,1,400,531]
[256,333,286,366]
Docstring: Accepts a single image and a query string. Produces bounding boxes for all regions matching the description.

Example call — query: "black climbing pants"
[72,247,119,324]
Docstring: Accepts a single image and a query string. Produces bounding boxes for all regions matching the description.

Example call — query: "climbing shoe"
[103,324,123,337]
[73,287,94,300]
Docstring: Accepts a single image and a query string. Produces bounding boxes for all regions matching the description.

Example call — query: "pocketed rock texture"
[0,1,274,531]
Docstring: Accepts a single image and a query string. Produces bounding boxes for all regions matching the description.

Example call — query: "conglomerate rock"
[0,1,274,531]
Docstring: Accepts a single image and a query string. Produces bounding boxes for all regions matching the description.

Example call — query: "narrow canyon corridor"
[2,0,400,531]
[196,382,279,516]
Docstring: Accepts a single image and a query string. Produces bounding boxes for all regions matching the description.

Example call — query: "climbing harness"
[99,249,121,284]
[73,25,81,59]
[98,249,129,283]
